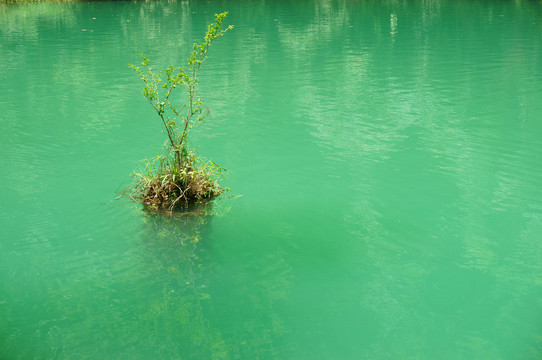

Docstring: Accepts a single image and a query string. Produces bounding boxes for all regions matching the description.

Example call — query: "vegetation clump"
[129,12,232,211]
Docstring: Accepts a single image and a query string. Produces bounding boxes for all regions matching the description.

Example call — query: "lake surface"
[1,0,542,358]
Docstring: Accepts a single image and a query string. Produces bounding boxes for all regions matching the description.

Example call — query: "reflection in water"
[135,204,229,359]
[269,0,542,357]
[135,203,296,359]
[2,0,542,358]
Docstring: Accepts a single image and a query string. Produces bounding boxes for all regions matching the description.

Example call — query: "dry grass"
[129,154,225,211]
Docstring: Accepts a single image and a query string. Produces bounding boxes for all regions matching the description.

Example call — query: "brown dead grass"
[130,161,224,211]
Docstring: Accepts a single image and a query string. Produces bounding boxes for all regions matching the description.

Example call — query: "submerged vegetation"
[128,12,232,211]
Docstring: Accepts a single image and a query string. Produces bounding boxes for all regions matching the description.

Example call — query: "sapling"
[129,12,233,210]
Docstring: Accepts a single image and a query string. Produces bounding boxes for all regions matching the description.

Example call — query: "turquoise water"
[1,0,542,358]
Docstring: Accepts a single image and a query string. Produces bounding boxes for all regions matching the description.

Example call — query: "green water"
[2,0,542,358]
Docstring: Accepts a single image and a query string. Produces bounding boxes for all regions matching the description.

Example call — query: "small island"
[128,12,233,211]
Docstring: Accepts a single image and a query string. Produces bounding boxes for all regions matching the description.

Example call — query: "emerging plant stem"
[128,12,233,209]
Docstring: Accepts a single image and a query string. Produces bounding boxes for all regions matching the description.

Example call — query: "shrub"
[128,12,232,211]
